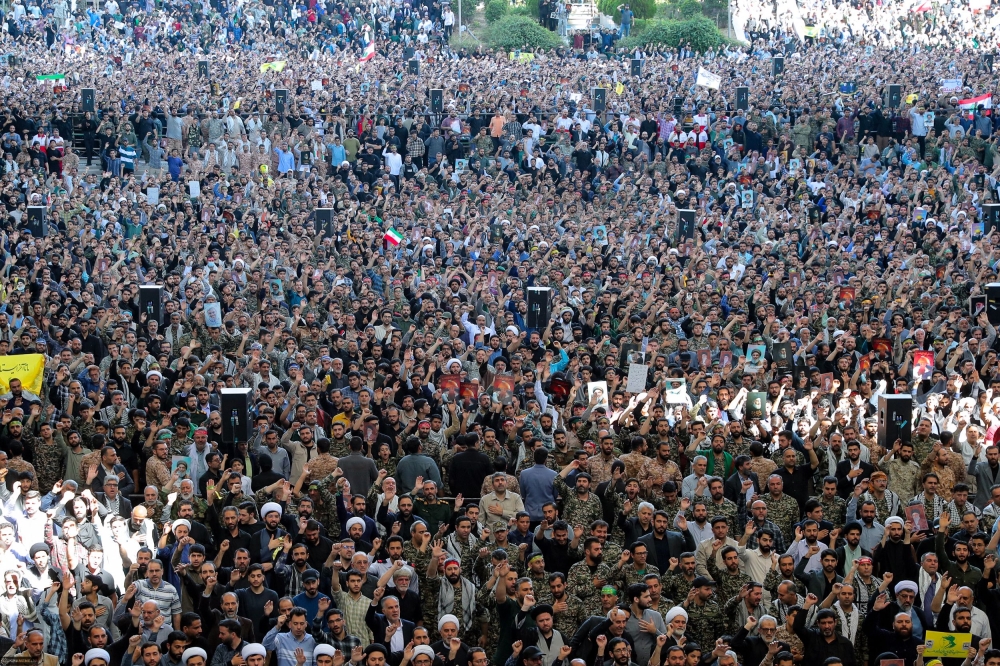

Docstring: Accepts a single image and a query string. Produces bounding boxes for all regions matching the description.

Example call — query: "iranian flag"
[959,92,993,117]
[359,41,376,62]
[384,227,404,245]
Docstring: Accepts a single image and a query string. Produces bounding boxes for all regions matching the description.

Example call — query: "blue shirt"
[263,625,316,666]
[274,148,296,173]
[518,464,557,520]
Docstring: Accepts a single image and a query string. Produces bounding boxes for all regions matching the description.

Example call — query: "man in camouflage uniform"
[704,478,740,533]
[683,576,727,651]
[762,475,802,544]
[478,561,519,658]
[555,463,603,530]
[536,571,589,639]
[707,542,752,603]
[422,541,481,644]
[661,552,698,606]
[490,522,527,574]
[567,536,612,616]
[609,541,659,591]
[813,477,848,527]
[526,552,549,590]
[637,441,683,500]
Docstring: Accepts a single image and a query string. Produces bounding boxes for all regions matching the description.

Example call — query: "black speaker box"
[220,388,253,443]
[82,88,95,113]
[593,88,607,113]
[983,204,1000,236]
[139,285,163,326]
[736,86,749,111]
[198,60,209,78]
[877,393,912,450]
[987,283,1000,325]
[677,209,696,241]
[408,59,419,75]
[630,58,641,77]
[527,287,551,330]
[772,55,784,76]
[275,89,288,114]
[430,89,443,113]
[315,208,334,238]
[888,84,902,109]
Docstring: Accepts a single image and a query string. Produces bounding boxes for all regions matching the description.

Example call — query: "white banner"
[942,78,963,93]
[696,67,721,90]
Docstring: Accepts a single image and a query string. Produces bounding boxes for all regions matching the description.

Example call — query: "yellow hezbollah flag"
[259,61,287,73]
[0,354,45,396]
[615,82,625,95]
[803,25,820,37]
[924,632,973,659]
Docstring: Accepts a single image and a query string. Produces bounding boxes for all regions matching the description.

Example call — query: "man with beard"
[661,552,698,605]
[931,584,992,641]
[935,512,984,588]
[537,572,588,640]
[863,592,920,666]
[872,517,918,581]
[794,547,843,599]
[794,595,857,666]
[818,583,866,664]
[932,587,983,666]
[851,500,886,553]
[568,537,613,616]
[209,619,247,666]
[882,440,922,505]
[622,583,666,666]
[431,614,472,666]
[968,443,1000,510]
[835,441,874,499]
[492,566,534,664]
[200,573,257,649]
[165,480,208,522]
[378,492,429,540]
[680,575,725,651]
[274,541,313,597]
[555,462,604,529]
[602,637,641,666]
[835,523,871,576]
[211,506,253,570]
[256,503,288,576]
[534,520,582,578]
[424,542,477,643]
[732,614,779,666]
[637,511,696,574]
[637,441,683,501]
[740,501,788,554]
[662,607,687,649]
[517,604,574,666]
[696,515,738,576]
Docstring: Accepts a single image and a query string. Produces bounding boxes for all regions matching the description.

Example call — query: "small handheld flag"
[384,228,404,245]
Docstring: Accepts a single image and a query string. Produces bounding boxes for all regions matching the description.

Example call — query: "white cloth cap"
[261,502,282,518]
[438,613,460,631]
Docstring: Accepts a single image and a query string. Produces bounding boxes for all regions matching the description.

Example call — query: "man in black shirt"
[776,435,820,508]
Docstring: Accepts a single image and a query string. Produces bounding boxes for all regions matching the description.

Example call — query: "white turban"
[314,646,336,659]
[346,517,365,533]
[665,607,688,623]
[242,645,266,659]
[412,646,436,661]
[885,517,904,527]
[86,649,111,666]
[261,502,282,518]
[146,370,162,380]
[895,580,918,595]
[438,613,460,631]
[183,649,208,664]
[172,519,191,532]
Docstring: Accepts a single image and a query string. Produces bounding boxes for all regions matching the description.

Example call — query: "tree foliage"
[619,15,725,51]
[598,0,655,23]
[486,0,509,23]
[485,14,565,50]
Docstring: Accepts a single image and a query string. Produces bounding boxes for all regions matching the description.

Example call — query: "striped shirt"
[263,625,316,666]
[134,579,181,621]
[119,145,137,170]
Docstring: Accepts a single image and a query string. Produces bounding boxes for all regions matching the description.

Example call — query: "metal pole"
[458,0,462,33]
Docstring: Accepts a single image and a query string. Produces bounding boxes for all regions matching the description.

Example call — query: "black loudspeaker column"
[630,58,641,77]
[430,89,443,113]
[877,394,912,450]
[139,285,164,326]
[677,209,696,241]
[985,54,994,72]
[404,46,415,60]
[220,388,253,444]
[593,88,607,113]
[888,84,902,109]
[526,287,552,330]
[275,89,288,114]
[198,60,209,78]
[983,204,1000,235]
[315,208,334,238]
[736,86,749,111]
[25,206,45,237]
[82,88,95,113]
[772,55,784,76]
[408,59,419,75]
[987,283,1000,325]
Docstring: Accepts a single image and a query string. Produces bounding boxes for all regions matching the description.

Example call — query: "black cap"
[301,569,319,582]
[691,575,717,588]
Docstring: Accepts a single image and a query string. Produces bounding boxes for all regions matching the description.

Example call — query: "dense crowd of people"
[0,4,999,666]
